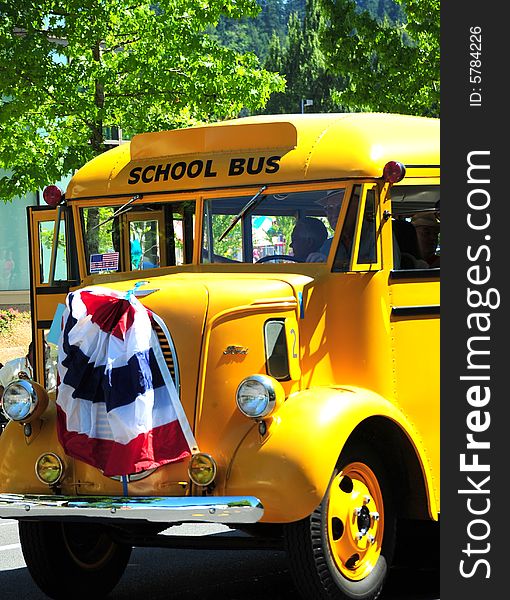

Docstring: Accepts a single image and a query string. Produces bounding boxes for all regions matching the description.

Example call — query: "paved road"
[1,520,439,599]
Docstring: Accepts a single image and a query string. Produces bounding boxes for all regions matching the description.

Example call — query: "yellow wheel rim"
[326,461,384,581]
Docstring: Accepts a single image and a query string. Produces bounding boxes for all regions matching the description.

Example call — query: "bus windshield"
[202,187,346,264]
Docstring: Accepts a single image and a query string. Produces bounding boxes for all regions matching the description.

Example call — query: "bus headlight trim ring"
[236,374,281,419]
[1,379,38,422]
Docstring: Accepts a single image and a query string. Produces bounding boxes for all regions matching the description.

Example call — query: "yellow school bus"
[0,113,439,600]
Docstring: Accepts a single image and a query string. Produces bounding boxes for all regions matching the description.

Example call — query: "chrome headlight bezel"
[1,379,38,422]
[236,374,281,419]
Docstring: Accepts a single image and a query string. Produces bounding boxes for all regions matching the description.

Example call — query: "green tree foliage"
[356,0,404,23]
[319,0,439,116]
[0,1,284,201]
[264,215,295,254]
[262,0,345,114]
[209,0,306,62]
[210,214,243,259]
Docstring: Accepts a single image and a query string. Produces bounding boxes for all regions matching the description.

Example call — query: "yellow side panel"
[389,278,440,509]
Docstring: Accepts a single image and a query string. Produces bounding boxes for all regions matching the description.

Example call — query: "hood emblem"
[223,345,249,355]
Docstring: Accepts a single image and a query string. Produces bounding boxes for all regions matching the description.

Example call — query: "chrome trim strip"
[0,494,264,524]
[389,268,440,280]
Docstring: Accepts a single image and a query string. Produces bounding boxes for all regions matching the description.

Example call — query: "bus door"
[28,206,78,387]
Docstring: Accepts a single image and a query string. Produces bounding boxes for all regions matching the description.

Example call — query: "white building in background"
[0,129,126,308]
[0,171,74,307]
[0,183,38,307]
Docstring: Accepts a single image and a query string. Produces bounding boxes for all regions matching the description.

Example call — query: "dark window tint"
[332,186,362,272]
[264,320,290,380]
[358,189,377,264]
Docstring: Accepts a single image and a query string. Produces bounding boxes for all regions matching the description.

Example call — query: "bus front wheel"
[284,445,396,600]
[19,520,132,599]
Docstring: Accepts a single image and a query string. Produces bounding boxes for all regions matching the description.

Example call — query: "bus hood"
[91,272,308,448]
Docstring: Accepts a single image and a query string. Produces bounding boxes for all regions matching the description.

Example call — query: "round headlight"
[236,374,283,419]
[35,453,64,485]
[188,453,217,487]
[1,379,38,422]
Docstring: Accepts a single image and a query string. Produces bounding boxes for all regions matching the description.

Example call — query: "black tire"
[19,521,132,599]
[284,444,396,600]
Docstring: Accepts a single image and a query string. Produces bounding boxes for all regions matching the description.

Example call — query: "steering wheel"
[255,254,301,263]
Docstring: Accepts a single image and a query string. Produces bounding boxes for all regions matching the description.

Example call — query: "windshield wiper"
[92,194,143,230]
[218,185,267,242]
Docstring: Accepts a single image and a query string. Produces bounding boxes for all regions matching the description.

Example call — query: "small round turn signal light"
[35,453,64,486]
[188,453,217,487]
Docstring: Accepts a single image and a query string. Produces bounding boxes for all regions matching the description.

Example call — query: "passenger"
[290,217,328,262]
[411,211,440,268]
[392,219,429,269]
[130,238,143,269]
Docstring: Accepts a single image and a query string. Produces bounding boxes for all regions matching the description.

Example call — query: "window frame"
[78,197,197,276]
[351,183,382,272]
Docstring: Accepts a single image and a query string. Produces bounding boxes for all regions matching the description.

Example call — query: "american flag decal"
[90,252,120,273]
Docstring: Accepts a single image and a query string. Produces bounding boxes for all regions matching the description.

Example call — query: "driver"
[316,189,345,255]
[290,217,328,262]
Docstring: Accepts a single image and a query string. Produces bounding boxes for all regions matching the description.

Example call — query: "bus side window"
[389,187,440,271]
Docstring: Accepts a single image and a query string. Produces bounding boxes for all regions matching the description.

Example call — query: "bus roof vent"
[130,121,298,160]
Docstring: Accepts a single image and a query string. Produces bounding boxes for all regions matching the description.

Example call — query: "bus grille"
[152,320,177,385]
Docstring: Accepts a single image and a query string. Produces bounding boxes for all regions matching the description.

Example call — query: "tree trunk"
[86,40,106,255]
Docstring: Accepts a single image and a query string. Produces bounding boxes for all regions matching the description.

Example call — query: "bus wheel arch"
[345,416,432,521]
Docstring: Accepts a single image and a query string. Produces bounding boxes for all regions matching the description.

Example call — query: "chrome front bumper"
[0,494,264,524]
